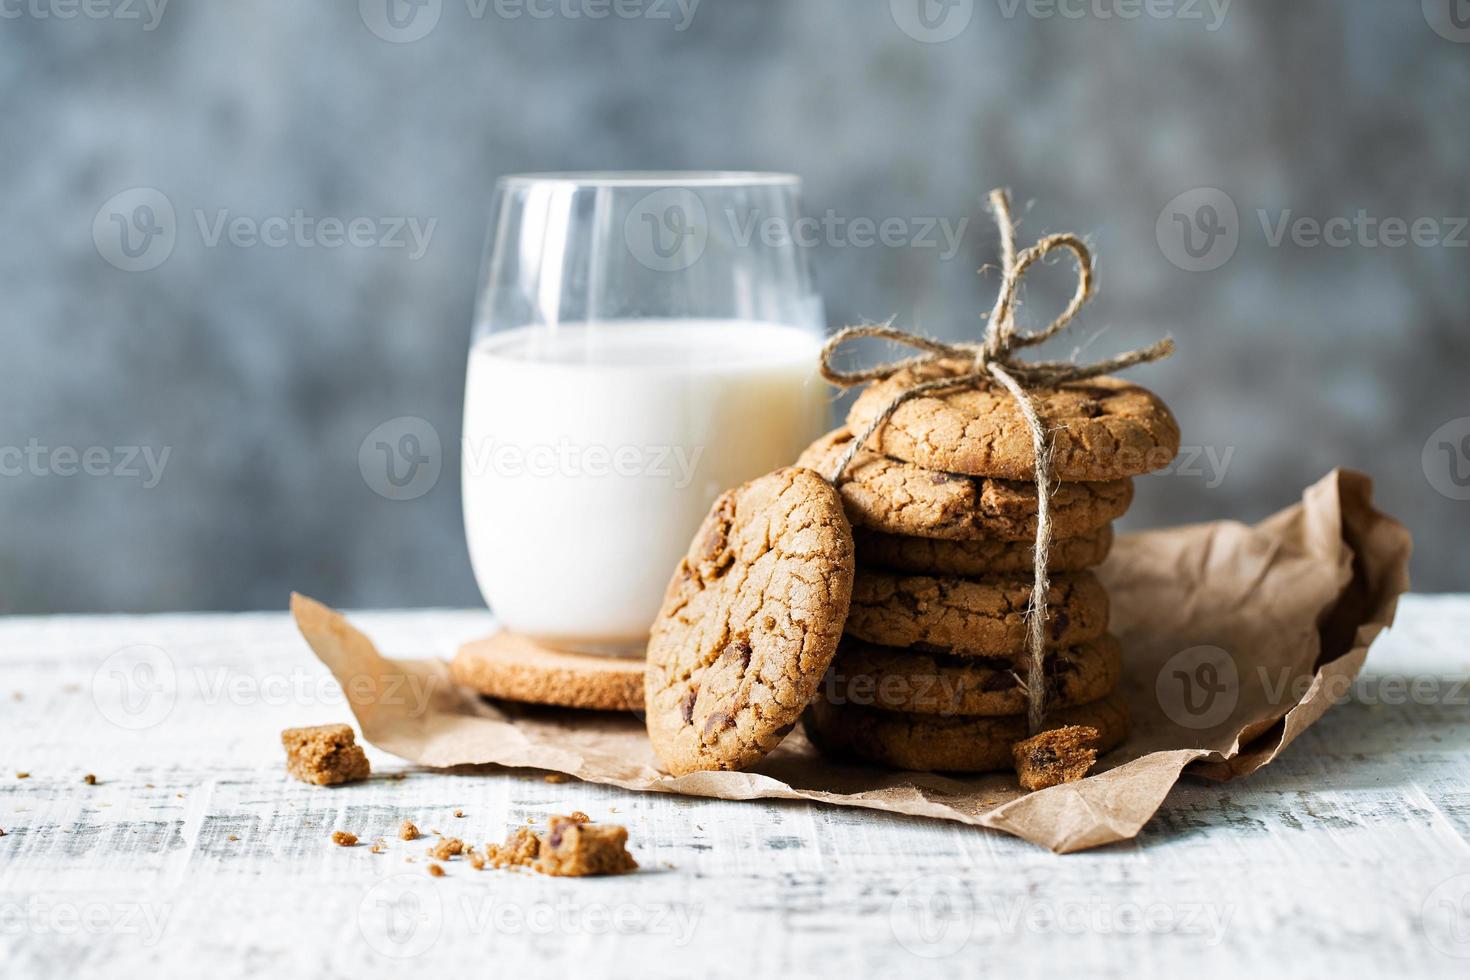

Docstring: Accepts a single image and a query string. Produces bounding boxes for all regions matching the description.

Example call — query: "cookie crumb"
[389,772,407,781]
[467,850,486,870]
[535,814,637,877]
[0,828,7,837]
[15,772,29,779]
[484,827,540,869]
[543,773,570,784]
[281,724,371,786]
[369,843,385,854]
[83,774,97,785]
[1012,725,1100,791]
[454,809,464,818]
[331,831,359,847]
[568,811,591,824]
[427,862,445,877]
[427,837,463,861]
[227,834,239,842]
[399,820,419,841]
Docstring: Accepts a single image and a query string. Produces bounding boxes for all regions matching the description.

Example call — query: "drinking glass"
[464,172,827,655]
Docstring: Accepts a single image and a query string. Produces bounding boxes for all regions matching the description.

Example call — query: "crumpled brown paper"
[292,468,1410,853]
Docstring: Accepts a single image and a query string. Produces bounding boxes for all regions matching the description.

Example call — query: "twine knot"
[819,188,1174,735]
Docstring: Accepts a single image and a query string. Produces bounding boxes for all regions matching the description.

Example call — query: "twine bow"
[819,188,1174,735]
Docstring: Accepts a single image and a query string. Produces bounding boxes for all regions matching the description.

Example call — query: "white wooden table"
[2,596,1468,978]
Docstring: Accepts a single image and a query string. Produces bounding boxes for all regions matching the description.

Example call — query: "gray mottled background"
[1,0,1466,612]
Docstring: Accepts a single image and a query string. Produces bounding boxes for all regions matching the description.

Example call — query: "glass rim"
[496,170,801,189]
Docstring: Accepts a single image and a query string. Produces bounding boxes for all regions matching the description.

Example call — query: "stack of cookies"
[798,367,1180,773]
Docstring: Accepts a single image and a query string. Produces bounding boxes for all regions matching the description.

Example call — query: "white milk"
[462,320,827,652]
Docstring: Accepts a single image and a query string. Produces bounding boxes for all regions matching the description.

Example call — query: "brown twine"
[819,188,1174,735]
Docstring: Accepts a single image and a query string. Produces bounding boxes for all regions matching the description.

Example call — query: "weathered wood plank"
[1,598,1467,977]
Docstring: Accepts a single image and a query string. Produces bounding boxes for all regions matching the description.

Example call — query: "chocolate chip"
[702,710,732,737]
[680,688,697,725]
[1050,610,1070,641]
[929,473,952,484]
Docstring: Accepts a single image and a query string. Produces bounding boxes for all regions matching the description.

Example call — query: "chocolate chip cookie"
[645,467,855,776]
[845,569,1108,656]
[797,428,1133,541]
[803,689,1131,773]
[846,364,1180,482]
[853,524,1113,576]
[450,631,645,712]
[824,634,1121,716]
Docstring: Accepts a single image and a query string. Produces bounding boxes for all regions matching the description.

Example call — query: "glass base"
[521,633,648,660]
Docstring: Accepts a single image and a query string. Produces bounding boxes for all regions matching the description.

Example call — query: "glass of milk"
[464,172,828,655]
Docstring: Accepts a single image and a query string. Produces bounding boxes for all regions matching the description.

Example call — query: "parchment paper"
[292,468,1410,853]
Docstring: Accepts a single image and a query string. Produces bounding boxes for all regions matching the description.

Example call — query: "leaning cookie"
[803,690,1131,773]
[644,467,855,776]
[854,524,1114,576]
[823,635,1121,717]
[797,428,1132,541]
[845,569,1109,657]
[450,631,645,712]
[847,365,1180,482]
